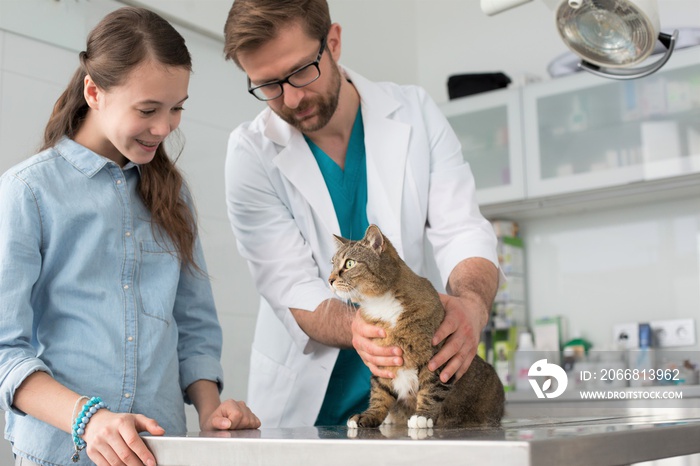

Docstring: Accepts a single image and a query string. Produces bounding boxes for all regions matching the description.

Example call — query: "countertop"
[143,413,700,466]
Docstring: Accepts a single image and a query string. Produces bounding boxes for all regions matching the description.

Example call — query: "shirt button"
[124,393,131,399]
[123,285,129,290]
[116,180,122,185]
[127,336,134,342]
[125,231,131,237]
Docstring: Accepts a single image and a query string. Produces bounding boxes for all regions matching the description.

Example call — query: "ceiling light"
[481,0,678,80]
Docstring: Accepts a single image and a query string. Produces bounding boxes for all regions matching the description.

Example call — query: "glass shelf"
[523,47,700,197]
[441,87,525,205]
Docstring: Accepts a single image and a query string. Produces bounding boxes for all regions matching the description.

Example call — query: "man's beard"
[275,63,342,133]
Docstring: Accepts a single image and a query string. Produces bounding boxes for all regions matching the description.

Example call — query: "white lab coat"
[225,67,499,427]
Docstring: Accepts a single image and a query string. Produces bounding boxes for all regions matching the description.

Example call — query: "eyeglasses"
[247,37,327,101]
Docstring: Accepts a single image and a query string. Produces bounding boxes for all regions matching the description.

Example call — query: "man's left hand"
[428,293,485,383]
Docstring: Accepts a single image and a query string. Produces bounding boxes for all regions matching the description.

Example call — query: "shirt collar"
[263,65,401,147]
[55,137,139,177]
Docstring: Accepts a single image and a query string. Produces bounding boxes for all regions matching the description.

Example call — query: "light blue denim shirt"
[0,138,224,465]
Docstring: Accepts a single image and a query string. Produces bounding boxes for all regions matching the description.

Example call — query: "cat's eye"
[344,259,356,269]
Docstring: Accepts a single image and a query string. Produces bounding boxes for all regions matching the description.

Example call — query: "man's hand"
[429,258,499,383]
[428,293,484,383]
[351,312,402,378]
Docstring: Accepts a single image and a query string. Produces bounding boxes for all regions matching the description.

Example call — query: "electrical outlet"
[650,319,696,348]
[612,323,639,349]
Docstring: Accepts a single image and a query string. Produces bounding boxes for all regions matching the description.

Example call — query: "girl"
[0,7,259,466]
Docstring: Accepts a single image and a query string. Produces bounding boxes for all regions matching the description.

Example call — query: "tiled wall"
[521,197,700,352]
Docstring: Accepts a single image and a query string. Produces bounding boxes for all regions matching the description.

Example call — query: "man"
[223,0,501,428]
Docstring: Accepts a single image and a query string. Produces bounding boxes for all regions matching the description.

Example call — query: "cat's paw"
[346,424,359,438]
[408,427,434,440]
[382,412,396,425]
[348,413,382,428]
[407,415,434,429]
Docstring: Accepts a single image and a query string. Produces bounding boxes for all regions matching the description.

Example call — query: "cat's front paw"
[346,423,359,438]
[407,415,434,429]
[348,413,383,428]
[408,427,434,440]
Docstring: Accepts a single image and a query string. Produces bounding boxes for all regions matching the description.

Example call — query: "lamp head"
[555,0,659,68]
[480,0,678,80]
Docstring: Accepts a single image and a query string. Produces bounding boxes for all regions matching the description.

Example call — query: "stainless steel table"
[143,414,700,465]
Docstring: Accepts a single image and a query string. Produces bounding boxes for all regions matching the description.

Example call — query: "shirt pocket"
[137,240,180,324]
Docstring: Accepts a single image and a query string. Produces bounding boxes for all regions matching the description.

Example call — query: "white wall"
[117,0,700,102]
[522,197,700,350]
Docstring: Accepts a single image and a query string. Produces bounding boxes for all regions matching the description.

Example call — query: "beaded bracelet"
[71,396,89,426]
[70,396,109,463]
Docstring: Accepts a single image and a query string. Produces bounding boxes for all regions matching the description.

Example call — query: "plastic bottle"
[628,322,656,387]
[562,332,593,389]
[513,332,537,392]
[568,95,588,132]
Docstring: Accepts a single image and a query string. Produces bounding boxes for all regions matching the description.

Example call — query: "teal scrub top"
[306,108,372,426]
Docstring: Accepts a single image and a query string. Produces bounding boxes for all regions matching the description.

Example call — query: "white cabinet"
[523,46,700,198]
[442,46,700,217]
[441,87,525,205]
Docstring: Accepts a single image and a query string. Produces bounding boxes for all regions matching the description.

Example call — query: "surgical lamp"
[480,0,679,80]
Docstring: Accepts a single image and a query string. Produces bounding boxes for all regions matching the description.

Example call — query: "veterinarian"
[0,7,259,466]
[223,0,502,428]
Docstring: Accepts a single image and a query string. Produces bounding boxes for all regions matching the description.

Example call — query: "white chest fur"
[360,292,404,327]
[393,368,419,401]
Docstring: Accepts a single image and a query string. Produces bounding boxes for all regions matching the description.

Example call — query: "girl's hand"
[351,311,402,378]
[82,410,164,466]
[201,399,261,430]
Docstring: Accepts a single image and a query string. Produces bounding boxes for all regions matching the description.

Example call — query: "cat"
[329,224,504,429]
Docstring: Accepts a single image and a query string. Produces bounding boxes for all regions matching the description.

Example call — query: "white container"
[513,332,544,392]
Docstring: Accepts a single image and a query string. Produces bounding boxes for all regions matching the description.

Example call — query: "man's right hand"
[351,312,403,378]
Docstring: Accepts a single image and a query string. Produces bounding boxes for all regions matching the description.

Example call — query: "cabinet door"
[441,88,525,205]
[523,47,700,198]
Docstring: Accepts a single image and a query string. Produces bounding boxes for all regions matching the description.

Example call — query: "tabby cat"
[329,224,504,429]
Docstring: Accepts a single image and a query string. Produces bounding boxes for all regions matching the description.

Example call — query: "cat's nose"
[328,277,335,286]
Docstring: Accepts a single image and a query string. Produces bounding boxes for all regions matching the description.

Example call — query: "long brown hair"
[42,6,200,271]
[223,0,331,67]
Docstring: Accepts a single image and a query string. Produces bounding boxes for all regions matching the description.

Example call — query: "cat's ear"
[364,224,385,254]
[333,234,350,248]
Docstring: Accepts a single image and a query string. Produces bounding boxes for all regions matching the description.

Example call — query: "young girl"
[0,7,259,466]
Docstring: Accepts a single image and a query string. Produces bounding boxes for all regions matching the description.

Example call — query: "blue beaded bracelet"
[71,396,109,463]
